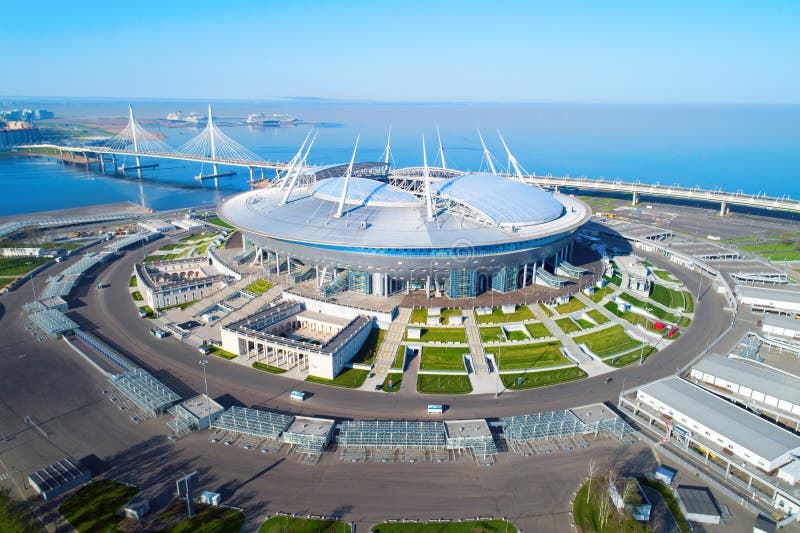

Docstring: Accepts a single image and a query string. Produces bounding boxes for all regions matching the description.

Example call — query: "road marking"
[0,473,8,481]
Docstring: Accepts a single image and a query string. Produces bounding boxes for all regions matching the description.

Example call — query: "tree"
[586,458,597,504]
[0,488,39,533]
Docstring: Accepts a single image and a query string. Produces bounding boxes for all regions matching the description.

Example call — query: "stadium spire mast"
[279,130,312,190]
[437,125,447,170]
[280,132,316,205]
[498,130,524,179]
[335,135,359,218]
[422,135,434,221]
[477,129,497,175]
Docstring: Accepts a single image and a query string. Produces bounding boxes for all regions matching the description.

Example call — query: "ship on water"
[246,113,299,126]
[166,111,205,124]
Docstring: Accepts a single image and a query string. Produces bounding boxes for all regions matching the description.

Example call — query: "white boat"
[246,113,299,126]
[166,111,204,123]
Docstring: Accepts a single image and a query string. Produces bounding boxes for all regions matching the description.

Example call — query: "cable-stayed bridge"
[17,105,800,214]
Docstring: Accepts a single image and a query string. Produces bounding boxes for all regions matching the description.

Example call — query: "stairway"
[463,311,489,374]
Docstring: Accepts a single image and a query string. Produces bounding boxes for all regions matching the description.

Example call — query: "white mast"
[208,104,218,176]
[422,136,434,221]
[383,126,392,168]
[497,130,524,179]
[129,105,141,178]
[279,130,312,190]
[477,129,497,175]
[280,133,317,205]
[335,135,359,218]
[437,126,447,170]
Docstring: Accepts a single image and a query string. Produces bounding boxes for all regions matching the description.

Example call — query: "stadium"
[218,162,591,299]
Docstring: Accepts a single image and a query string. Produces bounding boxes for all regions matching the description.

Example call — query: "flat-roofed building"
[736,285,800,314]
[636,377,800,471]
[28,458,90,500]
[676,485,721,525]
[690,354,800,417]
[762,314,800,339]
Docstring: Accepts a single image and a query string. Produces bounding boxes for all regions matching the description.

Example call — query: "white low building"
[737,285,800,314]
[1,246,43,257]
[762,314,800,339]
[636,377,800,472]
[690,354,800,416]
[138,219,174,233]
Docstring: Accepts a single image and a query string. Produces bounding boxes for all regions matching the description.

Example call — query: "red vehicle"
[668,326,680,337]
[653,322,666,331]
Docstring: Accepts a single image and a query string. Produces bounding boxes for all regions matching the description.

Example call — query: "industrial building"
[634,377,800,472]
[27,458,90,500]
[134,256,229,310]
[220,300,373,379]
[676,485,721,525]
[736,285,800,314]
[219,163,591,299]
[690,354,800,417]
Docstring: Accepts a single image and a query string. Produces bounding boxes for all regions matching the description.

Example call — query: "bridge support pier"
[249,167,254,182]
[98,154,105,175]
[632,191,639,206]
[112,154,119,176]
[719,200,727,216]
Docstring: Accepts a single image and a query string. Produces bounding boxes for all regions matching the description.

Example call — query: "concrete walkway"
[463,311,489,374]
[362,307,412,391]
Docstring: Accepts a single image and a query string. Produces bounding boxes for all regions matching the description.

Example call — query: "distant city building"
[34,109,54,120]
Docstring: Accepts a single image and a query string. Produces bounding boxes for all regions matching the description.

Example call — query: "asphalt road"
[0,232,737,532]
[66,234,731,421]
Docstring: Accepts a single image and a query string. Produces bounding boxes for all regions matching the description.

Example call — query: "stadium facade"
[219,164,591,299]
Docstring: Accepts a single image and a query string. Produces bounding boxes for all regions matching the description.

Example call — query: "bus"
[427,404,444,414]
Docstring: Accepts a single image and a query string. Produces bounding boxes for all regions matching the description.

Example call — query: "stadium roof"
[638,378,800,463]
[430,173,564,227]
[313,177,421,207]
[693,354,800,406]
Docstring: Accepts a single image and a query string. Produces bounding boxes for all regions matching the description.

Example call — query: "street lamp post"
[198,359,211,428]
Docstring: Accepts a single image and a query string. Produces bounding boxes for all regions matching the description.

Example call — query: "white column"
[522,263,528,287]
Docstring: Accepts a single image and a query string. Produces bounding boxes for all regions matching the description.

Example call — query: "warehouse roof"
[638,377,800,463]
[693,354,800,406]
[738,285,800,305]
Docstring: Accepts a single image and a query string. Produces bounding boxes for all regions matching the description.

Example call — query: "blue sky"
[1,0,798,103]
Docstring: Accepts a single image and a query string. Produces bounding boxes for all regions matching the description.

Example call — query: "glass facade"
[447,269,477,298]
[491,264,519,293]
[348,271,371,295]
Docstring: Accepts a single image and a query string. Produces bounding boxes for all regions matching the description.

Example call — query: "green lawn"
[501,367,587,390]
[391,345,407,369]
[158,243,184,251]
[420,346,467,371]
[604,301,656,330]
[682,291,695,313]
[417,374,472,394]
[554,317,580,333]
[638,478,692,533]
[58,479,138,533]
[253,362,287,374]
[524,322,552,338]
[573,480,649,533]
[587,309,609,325]
[506,330,529,341]
[382,373,403,392]
[371,520,517,533]
[538,302,554,317]
[475,305,534,324]
[553,297,586,315]
[741,241,798,252]
[351,328,385,365]
[245,278,274,295]
[40,241,82,251]
[651,268,678,282]
[0,256,49,277]
[760,250,800,261]
[140,305,157,319]
[128,275,138,287]
[617,292,680,322]
[574,325,644,357]
[650,284,689,311]
[158,500,245,533]
[158,301,195,311]
[259,516,349,533]
[576,318,595,329]
[480,326,506,342]
[589,285,614,303]
[210,346,239,360]
[408,327,467,343]
[607,346,658,367]
[306,367,369,388]
[496,341,567,370]
[180,232,221,243]
[441,308,463,320]
[207,217,235,229]
[131,290,143,301]
[410,308,428,324]
[0,488,37,532]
